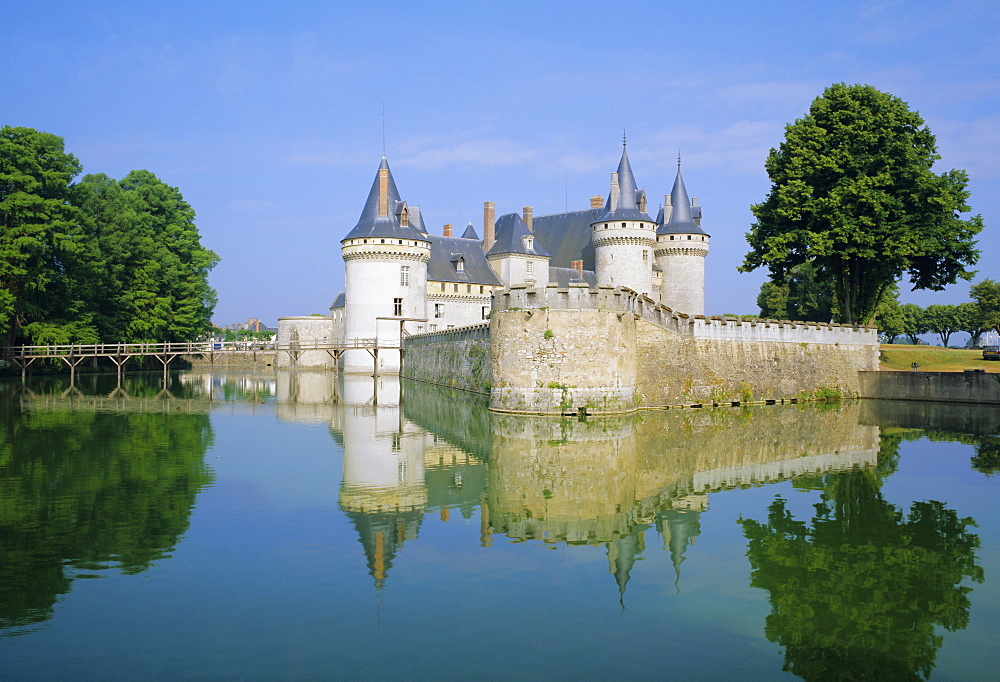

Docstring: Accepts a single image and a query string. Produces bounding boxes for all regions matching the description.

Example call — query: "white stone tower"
[592,141,657,296]
[341,156,431,372]
[655,159,709,315]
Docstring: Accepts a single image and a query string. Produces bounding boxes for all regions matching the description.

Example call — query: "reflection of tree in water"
[740,467,982,680]
[0,404,214,635]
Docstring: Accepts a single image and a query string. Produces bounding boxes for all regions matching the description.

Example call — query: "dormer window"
[456,260,464,271]
[400,207,409,227]
[523,236,534,251]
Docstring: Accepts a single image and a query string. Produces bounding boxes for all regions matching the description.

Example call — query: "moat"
[1,371,997,679]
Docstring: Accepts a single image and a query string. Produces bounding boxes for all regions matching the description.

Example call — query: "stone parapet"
[690,316,877,345]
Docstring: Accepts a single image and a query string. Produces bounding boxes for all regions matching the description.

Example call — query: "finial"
[623,130,627,148]
[382,101,386,157]
[677,149,682,169]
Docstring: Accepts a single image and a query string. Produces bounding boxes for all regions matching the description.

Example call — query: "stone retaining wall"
[402,323,491,394]
[859,370,1000,405]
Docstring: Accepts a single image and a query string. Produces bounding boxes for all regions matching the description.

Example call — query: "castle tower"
[341,156,431,372]
[655,160,709,315]
[486,211,550,287]
[591,141,657,296]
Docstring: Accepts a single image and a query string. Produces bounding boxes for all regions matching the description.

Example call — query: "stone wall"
[402,283,879,414]
[636,320,880,407]
[859,370,1000,405]
[402,323,491,394]
[276,316,336,369]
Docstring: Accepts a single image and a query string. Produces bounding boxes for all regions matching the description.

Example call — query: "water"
[1,371,997,680]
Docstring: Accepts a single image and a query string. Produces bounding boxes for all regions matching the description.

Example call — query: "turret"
[486,212,550,287]
[655,159,709,315]
[340,156,431,372]
[591,141,657,296]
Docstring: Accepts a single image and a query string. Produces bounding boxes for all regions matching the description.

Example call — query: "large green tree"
[74,170,218,342]
[0,126,93,345]
[756,262,835,322]
[955,301,990,347]
[924,303,962,346]
[741,84,983,326]
[899,303,928,345]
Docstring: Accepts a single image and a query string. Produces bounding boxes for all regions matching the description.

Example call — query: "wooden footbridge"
[0,338,401,383]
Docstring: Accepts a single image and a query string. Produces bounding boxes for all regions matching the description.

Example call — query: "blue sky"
[6,0,998,328]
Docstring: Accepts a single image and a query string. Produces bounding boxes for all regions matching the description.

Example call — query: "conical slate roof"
[486,213,551,257]
[658,164,708,236]
[593,144,653,223]
[460,222,479,239]
[343,157,430,242]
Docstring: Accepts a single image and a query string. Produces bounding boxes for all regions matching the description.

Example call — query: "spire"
[343,157,429,242]
[615,143,639,211]
[657,157,707,235]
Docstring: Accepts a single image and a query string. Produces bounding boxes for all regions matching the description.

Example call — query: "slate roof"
[427,235,501,286]
[343,157,430,242]
[531,208,602,271]
[657,165,708,236]
[486,213,551,258]
[331,292,345,309]
[461,222,479,239]
[548,266,598,287]
[593,145,653,223]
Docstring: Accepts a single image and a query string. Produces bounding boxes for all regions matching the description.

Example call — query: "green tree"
[0,126,93,345]
[756,263,835,322]
[899,303,928,345]
[741,83,983,326]
[740,468,983,680]
[924,304,961,346]
[955,301,989,347]
[969,279,1000,336]
[74,170,219,342]
[875,291,906,343]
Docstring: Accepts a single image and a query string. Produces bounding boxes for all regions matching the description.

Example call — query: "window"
[526,261,534,276]
[687,235,692,240]
[524,237,533,250]
[453,283,458,292]
[456,261,464,271]
[479,286,484,293]
[466,284,471,293]
[430,324,437,331]
[440,283,446,292]
[435,303,444,318]
[400,265,410,286]
[394,298,403,316]
[482,306,489,320]
[622,222,626,228]
[643,251,648,263]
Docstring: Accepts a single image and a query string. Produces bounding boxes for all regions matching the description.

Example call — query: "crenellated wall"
[403,284,880,414]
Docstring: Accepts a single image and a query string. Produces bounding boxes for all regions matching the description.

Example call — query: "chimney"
[522,206,533,232]
[443,223,452,237]
[590,195,603,208]
[378,167,389,217]
[484,202,496,251]
[609,172,620,210]
[574,260,583,277]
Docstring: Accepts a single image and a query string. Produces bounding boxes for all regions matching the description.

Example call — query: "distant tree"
[0,126,93,345]
[899,303,928,345]
[955,301,990,347]
[875,291,906,343]
[924,304,962,346]
[756,263,834,322]
[741,83,982,326]
[970,279,1000,336]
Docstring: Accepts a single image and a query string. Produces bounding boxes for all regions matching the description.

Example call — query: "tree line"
[757,264,1000,346]
[1,126,218,347]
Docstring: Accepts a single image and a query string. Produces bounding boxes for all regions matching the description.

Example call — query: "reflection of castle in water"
[277,372,879,596]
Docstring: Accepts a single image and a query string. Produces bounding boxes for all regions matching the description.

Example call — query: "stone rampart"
[402,323,491,395]
[402,284,880,413]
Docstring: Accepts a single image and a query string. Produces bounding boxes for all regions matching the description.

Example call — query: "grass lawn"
[879,344,1000,372]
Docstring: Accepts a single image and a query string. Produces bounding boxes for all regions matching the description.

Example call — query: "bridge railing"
[0,338,399,360]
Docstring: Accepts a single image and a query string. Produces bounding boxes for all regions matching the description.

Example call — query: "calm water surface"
[0,371,997,680]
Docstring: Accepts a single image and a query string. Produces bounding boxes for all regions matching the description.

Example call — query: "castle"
[278,140,711,373]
